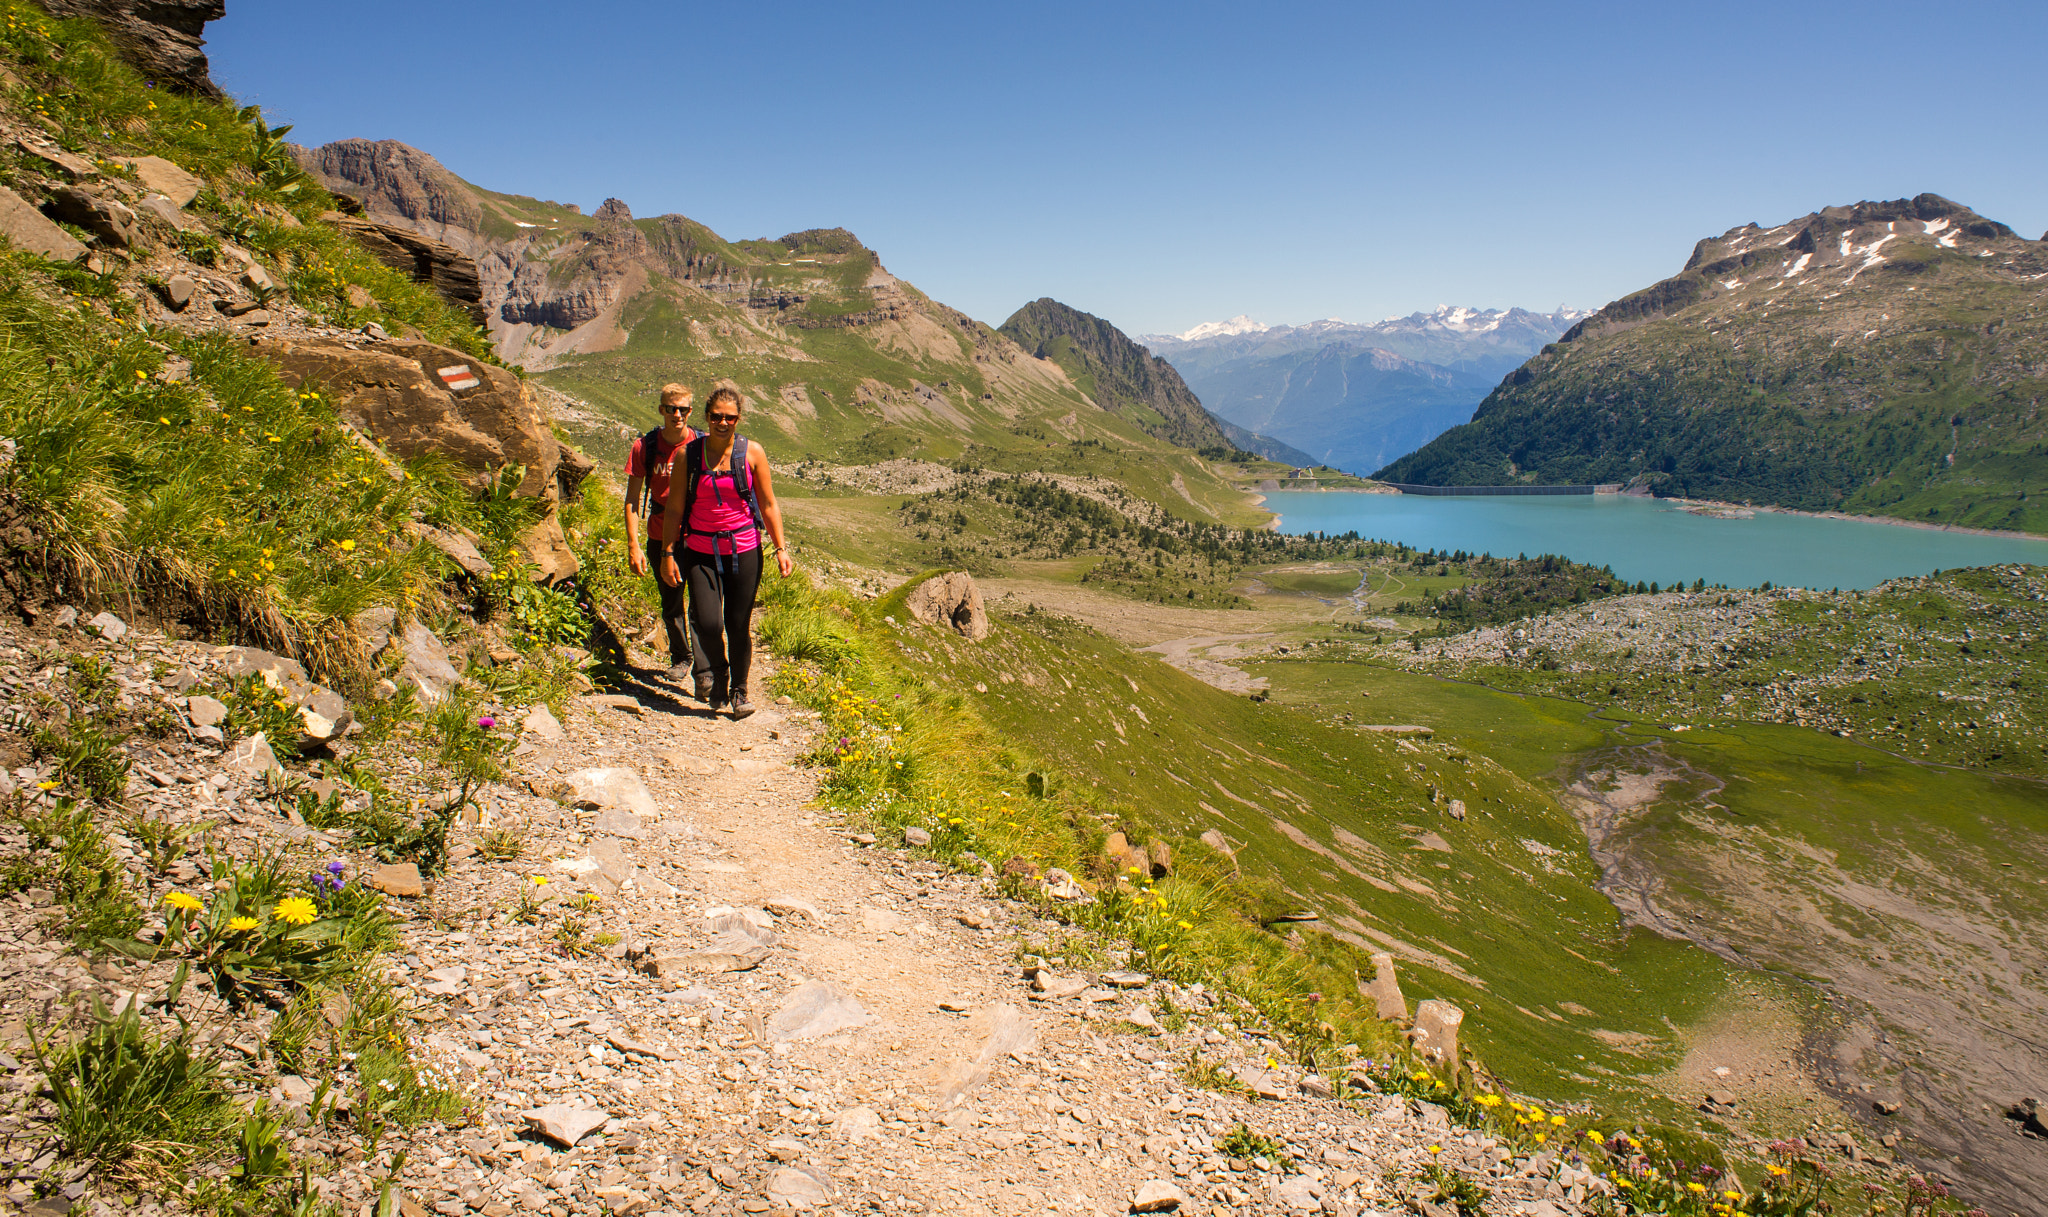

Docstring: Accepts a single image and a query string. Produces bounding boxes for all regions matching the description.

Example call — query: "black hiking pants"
[683,545,762,698]
[646,536,707,677]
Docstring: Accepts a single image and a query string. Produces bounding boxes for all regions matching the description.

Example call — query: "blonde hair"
[659,383,693,405]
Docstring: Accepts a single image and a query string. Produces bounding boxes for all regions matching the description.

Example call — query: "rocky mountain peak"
[594,197,633,224]
[998,298,1230,452]
[295,138,483,233]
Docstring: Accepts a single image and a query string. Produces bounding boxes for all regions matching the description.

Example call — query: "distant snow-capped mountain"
[1139,305,1588,475]
[1171,314,1270,342]
[1141,305,1590,355]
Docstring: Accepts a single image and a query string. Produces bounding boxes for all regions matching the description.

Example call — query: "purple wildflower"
[478,716,496,729]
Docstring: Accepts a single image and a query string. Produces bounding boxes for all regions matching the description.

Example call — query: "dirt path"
[359,651,1577,1217]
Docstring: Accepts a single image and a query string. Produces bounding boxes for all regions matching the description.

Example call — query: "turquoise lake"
[1261,492,2048,590]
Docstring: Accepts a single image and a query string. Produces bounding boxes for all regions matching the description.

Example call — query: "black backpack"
[635,425,700,522]
[679,434,765,548]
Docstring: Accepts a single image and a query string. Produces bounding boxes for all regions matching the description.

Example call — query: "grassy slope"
[1233,567,2048,1206]
[877,603,1752,1121]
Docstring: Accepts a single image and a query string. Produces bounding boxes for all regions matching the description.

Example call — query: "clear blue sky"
[209,0,2048,337]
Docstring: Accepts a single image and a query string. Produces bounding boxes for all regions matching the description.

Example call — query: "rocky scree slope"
[1379,196,2048,531]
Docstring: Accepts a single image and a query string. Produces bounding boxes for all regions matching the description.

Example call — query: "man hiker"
[624,383,712,698]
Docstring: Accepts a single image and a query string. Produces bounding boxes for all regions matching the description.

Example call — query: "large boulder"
[252,335,576,581]
[45,186,138,248]
[0,186,87,262]
[905,571,989,640]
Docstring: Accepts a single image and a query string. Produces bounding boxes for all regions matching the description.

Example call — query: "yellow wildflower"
[1585,1130,1604,1144]
[272,896,318,925]
[1688,1182,1707,1194]
[1177,920,1192,929]
[1551,1115,1566,1125]
[164,891,203,912]
[228,916,260,932]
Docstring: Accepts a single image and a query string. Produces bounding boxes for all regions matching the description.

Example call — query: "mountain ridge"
[295,138,1260,523]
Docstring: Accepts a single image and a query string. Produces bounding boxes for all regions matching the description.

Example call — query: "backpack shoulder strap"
[733,435,765,529]
[679,435,705,531]
[636,427,667,518]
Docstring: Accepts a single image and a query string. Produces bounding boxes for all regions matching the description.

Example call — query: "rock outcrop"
[251,335,578,580]
[904,571,989,641]
[38,0,225,97]
[323,211,484,325]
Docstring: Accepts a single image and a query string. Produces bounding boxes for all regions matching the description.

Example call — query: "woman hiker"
[659,386,793,718]
[623,383,710,697]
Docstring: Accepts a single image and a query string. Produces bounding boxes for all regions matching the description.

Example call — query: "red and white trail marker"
[437,364,481,392]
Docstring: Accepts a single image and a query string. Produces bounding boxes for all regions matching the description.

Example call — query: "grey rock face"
[225,732,283,778]
[1365,951,1407,1020]
[225,646,310,697]
[393,621,464,703]
[38,0,225,97]
[86,611,128,642]
[765,1164,833,1210]
[296,686,352,752]
[1130,1178,1186,1212]
[560,767,659,821]
[114,155,202,207]
[1412,998,1463,1070]
[325,211,484,325]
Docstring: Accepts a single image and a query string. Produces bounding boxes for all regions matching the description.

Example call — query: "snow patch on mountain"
[1173,314,1269,342]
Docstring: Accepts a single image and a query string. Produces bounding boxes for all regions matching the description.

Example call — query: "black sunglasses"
[706,413,740,423]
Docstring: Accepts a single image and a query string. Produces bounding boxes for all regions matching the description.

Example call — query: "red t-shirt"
[624,428,698,535]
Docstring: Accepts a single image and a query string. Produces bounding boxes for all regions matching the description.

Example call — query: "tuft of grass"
[31,996,234,1178]
[32,718,131,802]
[0,796,143,947]
[474,826,526,862]
[1178,1051,1251,1096]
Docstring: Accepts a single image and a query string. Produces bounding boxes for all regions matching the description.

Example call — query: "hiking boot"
[666,662,693,686]
[708,676,730,710]
[694,672,715,703]
[728,689,755,720]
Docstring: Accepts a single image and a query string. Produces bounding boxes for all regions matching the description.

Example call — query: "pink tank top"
[682,464,760,555]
